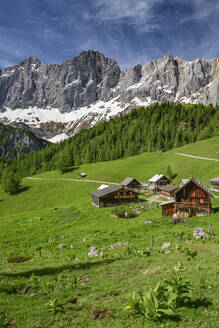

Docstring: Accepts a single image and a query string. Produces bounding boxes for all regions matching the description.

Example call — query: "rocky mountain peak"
[0,51,218,142]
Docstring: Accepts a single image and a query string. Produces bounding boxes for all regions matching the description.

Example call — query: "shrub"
[7,253,32,263]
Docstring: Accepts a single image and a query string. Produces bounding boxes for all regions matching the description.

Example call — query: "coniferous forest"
[1,102,218,179]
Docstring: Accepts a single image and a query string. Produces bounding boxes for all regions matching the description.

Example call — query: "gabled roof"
[149,174,164,183]
[91,185,122,198]
[121,177,140,186]
[159,184,178,192]
[174,176,214,198]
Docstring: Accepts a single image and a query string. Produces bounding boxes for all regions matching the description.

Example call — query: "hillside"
[0,122,49,159]
[0,138,218,327]
[9,102,219,178]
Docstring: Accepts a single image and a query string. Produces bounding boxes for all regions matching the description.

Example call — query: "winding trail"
[175,153,219,162]
[26,176,119,185]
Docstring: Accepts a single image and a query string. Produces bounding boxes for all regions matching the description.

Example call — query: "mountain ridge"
[0,50,218,142]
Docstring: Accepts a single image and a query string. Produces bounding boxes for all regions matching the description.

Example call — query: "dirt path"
[26,176,119,185]
[175,153,219,162]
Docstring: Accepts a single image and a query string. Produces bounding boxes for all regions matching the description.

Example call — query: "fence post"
[151,236,154,247]
[208,224,214,239]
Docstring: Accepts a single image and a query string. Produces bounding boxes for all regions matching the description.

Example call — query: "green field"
[0,137,219,327]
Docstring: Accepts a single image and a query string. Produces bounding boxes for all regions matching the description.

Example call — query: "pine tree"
[2,169,22,195]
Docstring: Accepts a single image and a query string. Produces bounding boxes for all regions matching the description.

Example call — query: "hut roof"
[159,184,178,192]
[79,172,86,176]
[174,176,214,198]
[149,174,164,183]
[91,185,122,198]
[121,177,140,186]
[180,178,189,185]
[209,177,219,183]
[160,200,175,206]
[97,184,109,190]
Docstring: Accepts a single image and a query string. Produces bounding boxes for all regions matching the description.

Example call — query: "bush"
[7,253,32,263]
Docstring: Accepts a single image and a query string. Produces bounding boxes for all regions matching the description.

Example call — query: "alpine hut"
[161,176,214,217]
[209,177,219,192]
[159,184,178,197]
[91,185,138,207]
[148,174,170,193]
[121,177,141,189]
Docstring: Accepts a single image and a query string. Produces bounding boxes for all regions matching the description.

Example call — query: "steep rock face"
[0,51,120,112]
[0,50,218,142]
[0,123,49,159]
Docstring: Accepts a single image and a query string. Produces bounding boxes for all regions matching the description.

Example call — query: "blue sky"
[0,0,218,70]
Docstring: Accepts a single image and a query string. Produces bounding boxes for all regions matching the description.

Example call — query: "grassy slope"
[0,137,218,328]
[34,136,219,186]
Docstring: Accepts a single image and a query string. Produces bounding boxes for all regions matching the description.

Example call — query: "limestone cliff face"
[0,123,48,159]
[0,50,218,141]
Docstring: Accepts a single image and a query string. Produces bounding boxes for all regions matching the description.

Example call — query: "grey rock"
[193,227,208,239]
[0,51,218,139]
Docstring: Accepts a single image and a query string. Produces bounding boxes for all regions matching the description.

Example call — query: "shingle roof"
[174,176,214,198]
[121,177,140,186]
[159,184,178,192]
[180,179,189,186]
[91,185,122,197]
[149,174,164,183]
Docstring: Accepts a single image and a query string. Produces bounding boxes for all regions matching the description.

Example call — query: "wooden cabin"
[91,185,138,207]
[148,174,170,192]
[161,176,214,217]
[121,177,141,189]
[159,184,178,197]
[209,177,219,192]
[79,172,86,178]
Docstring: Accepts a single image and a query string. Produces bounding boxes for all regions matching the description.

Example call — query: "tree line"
[1,102,218,193]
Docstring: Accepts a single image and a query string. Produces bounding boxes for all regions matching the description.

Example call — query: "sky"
[0,0,219,70]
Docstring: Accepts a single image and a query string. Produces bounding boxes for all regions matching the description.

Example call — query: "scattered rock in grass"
[171,218,188,224]
[38,217,43,221]
[144,220,152,224]
[70,244,74,248]
[108,242,128,250]
[184,240,191,244]
[20,286,32,294]
[162,242,171,249]
[88,246,99,256]
[89,308,112,320]
[83,237,88,242]
[60,235,65,239]
[193,227,208,239]
[165,250,171,254]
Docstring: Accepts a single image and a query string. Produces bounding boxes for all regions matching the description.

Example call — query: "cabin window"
[200,199,204,204]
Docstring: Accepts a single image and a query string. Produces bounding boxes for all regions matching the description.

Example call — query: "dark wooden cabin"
[159,184,178,197]
[209,177,219,192]
[121,177,141,189]
[91,185,138,207]
[161,176,214,217]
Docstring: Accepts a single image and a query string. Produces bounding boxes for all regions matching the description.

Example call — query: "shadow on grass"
[213,206,219,213]
[0,259,115,278]
[19,186,30,193]
[185,297,212,309]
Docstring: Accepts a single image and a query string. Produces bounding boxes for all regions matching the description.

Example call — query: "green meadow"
[0,137,218,327]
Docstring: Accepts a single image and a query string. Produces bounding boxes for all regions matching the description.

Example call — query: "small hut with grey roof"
[209,177,219,192]
[148,174,170,192]
[91,185,138,207]
[121,177,141,189]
